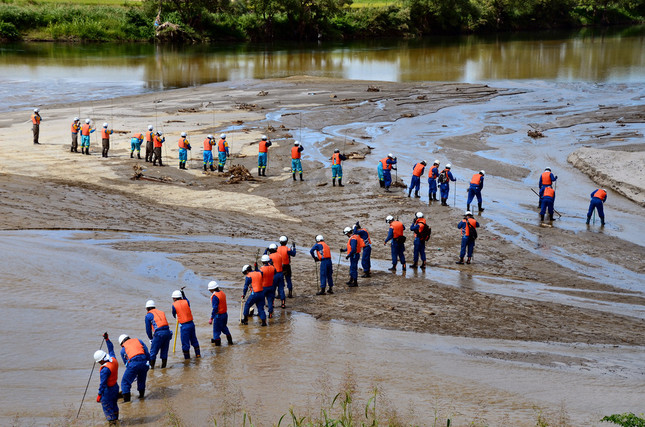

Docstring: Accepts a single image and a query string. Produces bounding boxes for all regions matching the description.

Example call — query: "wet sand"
[1,77,644,425]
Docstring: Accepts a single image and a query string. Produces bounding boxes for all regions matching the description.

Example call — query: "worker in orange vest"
[466,170,485,212]
[410,212,430,269]
[101,123,113,158]
[31,108,42,144]
[538,167,557,208]
[241,264,267,326]
[310,235,334,295]
[257,255,277,317]
[341,226,364,287]
[80,118,95,155]
[332,148,348,187]
[171,289,200,359]
[217,134,229,172]
[178,131,191,169]
[456,211,479,265]
[130,132,144,159]
[71,117,80,153]
[203,134,215,171]
[94,332,119,423]
[145,125,154,162]
[408,161,427,198]
[384,215,406,271]
[540,185,556,222]
[208,281,233,345]
[428,160,440,201]
[380,154,397,191]
[353,222,372,277]
[152,131,165,166]
[267,243,287,309]
[291,141,304,181]
[258,135,272,176]
[586,188,607,226]
[277,235,297,298]
[144,300,172,369]
[117,333,150,402]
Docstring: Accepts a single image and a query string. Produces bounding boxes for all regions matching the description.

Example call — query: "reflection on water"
[1,25,644,111]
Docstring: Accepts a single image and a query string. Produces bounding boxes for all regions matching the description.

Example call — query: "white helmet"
[207,280,218,290]
[220,134,226,139]
[85,118,91,124]
[261,135,267,140]
[145,299,155,309]
[416,212,424,218]
[334,148,340,153]
[315,235,324,242]
[207,134,213,139]
[387,153,394,158]
[242,264,252,274]
[261,254,271,263]
[118,334,129,345]
[385,215,394,222]
[103,123,108,128]
[343,227,352,235]
[171,290,182,299]
[480,170,485,175]
[94,350,108,363]
[279,236,288,243]
[294,141,300,146]
[465,211,473,216]
[433,159,440,165]
[268,243,278,251]
[74,117,79,122]
[157,131,163,136]
[148,125,154,131]
[34,108,40,113]
[446,163,452,169]
[545,167,551,171]
[181,132,187,137]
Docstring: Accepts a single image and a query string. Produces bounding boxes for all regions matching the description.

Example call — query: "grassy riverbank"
[0,0,643,42]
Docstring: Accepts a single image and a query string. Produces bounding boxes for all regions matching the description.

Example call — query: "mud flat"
[1,77,644,426]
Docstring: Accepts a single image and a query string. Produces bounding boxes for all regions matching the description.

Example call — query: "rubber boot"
[288,289,293,298]
[466,257,472,264]
[338,178,344,187]
[478,203,485,212]
[421,261,426,269]
[130,152,133,158]
[241,315,248,325]
[180,161,184,169]
[138,390,145,399]
[300,173,304,181]
[388,265,396,271]
[218,165,223,172]
[210,165,215,172]
[159,160,163,166]
[332,178,336,186]
[81,147,85,154]
[161,359,167,368]
[85,149,90,155]
[149,360,155,369]
[138,153,141,159]
[226,334,233,345]
[262,169,266,176]
[346,278,353,285]
[410,263,418,269]
[204,164,207,171]
[402,264,406,271]
[281,300,286,309]
[211,338,221,346]
[467,204,470,212]
[408,190,412,197]
[361,271,371,278]
[195,347,201,358]
[122,392,131,402]
[183,351,190,360]
[293,173,296,181]
[540,214,545,222]
[456,258,465,265]
[259,167,262,176]
[261,319,267,327]
[586,216,590,225]
[316,289,326,295]
[548,213,553,222]
[348,278,358,287]
[327,287,334,294]
[379,180,385,188]
[601,220,605,226]
[415,190,420,198]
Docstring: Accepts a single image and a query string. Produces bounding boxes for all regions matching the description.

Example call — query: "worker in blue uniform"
[428,160,440,201]
[538,167,557,207]
[439,164,456,206]
[540,186,556,222]
[586,188,607,226]
[384,215,406,271]
[466,170,485,212]
[208,280,233,345]
[456,211,480,265]
[241,264,267,326]
[353,222,372,277]
[340,226,363,287]
[410,212,430,269]
[380,153,397,191]
[94,332,119,424]
[118,333,150,402]
[171,288,201,360]
[144,300,172,369]
[408,161,426,198]
[310,235,334,295]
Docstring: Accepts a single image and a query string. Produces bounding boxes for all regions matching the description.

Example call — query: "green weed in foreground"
[602,413,645,427]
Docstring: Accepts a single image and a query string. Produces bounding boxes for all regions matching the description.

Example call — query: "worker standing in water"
[410,212,430,269]
[340,226,363,287]
[353,222,372,277]
[586,188,607,226]
[277,235,296,299]
[171,289,201,360]
[258,254,276,318]
[208,281,234,345]
[117,333,150,402]
[94,332,119,424]
[241,264,267,326]
[466,170,485,212]
[144,300,172,369]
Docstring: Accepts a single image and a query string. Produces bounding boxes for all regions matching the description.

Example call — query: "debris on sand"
[528,130,545,138]
[222,164,256,184]
[233,120,244,125]
[346,152,366,160]
[267,125,275,132]
[131,164,173,182]
[178,107,199,113]
[236,103,262,111]
[417,95,427,100]
[257,91,269,96]
[367,85,381,92]
[392,179,407,188]
[317,182,328,187]
[113,130,130,134]
[400,113,417,118]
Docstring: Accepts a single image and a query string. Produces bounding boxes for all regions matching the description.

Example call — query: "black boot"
[421,261,426,269]
[81,147,85,154]
[204,164,207,171]
[211,338,221,346]
[259,168,262,176]
[123,392,131,402]
[261,319,267,326]
[281,300,286,309]
[137,153,141,159]
[402,264,406,271]
[293,173,296,181]
[338,178,344,187]
[194,347,200,358]
[415,190,420,198]
[361,271,371,278]
[218,165,223,172]
[161,359,167,368]
[586,216,590,225]
[478,203,485,212]
[332,178,336,186]
[601,220,605,226]
[300,173,304,181]
[180,161,183,169]
[262,169,266,176]
[379,180,385,188]
[85,149,90,155]
[466,257,471,264]
[316,289,326,295]
[288,289,293,298]
[130,152,134,158]
[346,278,353,285]
[408,190,412,197]
[149,360,155,369]
[467,204,470,212]
[348,278,358,287]
[241,315,248,325]
[548,213,553,221]
[388,265,396,271]
[139,390,145,399]
[410,263,418,269]
[226,334,233,345]
[210,165,216,172]
[327,287,334,294]
[183,351,190,360]
[540,214,545,222]
[158,160,163,166]
[456,258,465,265]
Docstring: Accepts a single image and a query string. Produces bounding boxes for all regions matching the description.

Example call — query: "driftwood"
[131,164,173,182]
[527,130,545,138]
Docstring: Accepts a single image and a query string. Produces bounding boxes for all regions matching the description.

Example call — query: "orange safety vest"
[381,158,392,171]
[247,271,264,293]
[541,171,552,186]
[277,245,291,265]
[122,339,145,359]
[259,140,269,153]
[462,218,477,237]
[153,135,163,148]
[471,173,482,185]
[594,189,607,200]
[390,221,404,238]
[100,358,119,387]
[291,146,301,159]
[81,123,91,136]
[149,308,169,333]
[218,139,227,152]
[31,114,41,125]
[146,131,154,143]
[173,299,193,324]
[359,228,371,244]
[428,167,438,178]
[178,137,188,149]
[261,265,275,289]
[316,241,331,259]
[71,122,80,133]
[211,290,227,314]
[332,153,342,166]
[414,218,427,237]
[543,186,555,198]
[132,132,143,140]
[203,138,213,151]
[347,234,364,254]
[269,252,283,273]
[101,129,110,140]
[412,163,425,177]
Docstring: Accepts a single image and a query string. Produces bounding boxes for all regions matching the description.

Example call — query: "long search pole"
[76,336,105,418]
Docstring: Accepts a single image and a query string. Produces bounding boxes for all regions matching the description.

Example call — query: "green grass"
[349,0,402,8]
[7,0,139,6]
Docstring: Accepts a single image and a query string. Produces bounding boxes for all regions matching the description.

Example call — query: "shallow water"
[1,230,644,425]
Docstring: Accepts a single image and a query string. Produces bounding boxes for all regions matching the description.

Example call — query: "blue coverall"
[467,175,485,207]
[408,163,425,196]
[540,190,555,219]
[172,297,200,358]
[279,244,297,293]
[410,219,427,265]
[458,218,480,258]
[130,136,143,155]
[440,170,456,201]
[258,140,271,170]
[344,237,360,279]
[587,189,607,223]
[428,166,439,198]
[210,292,231,341]
[383,158,397,189]
[98,339,119,422]
[538,171,557,200]
[203,149,213,168]
[261,264,276,314]
[353,225,371,275]
[310,243,334,291]
[144,311,172,367]
[332,153,347,179]
[119,339,150,395]
[218,141,229,169]
[384,225,406,267]
[243,273,267,320]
